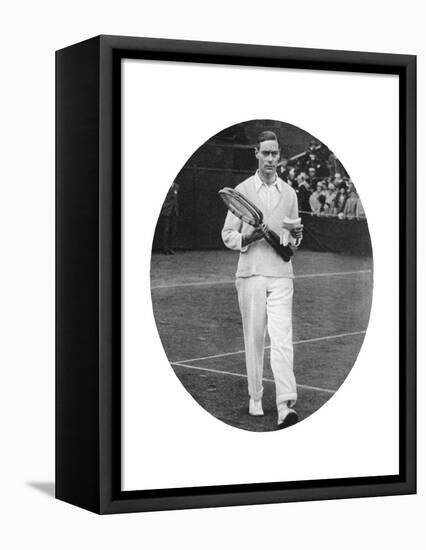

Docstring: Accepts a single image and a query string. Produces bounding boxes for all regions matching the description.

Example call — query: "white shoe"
[277,405,298,429]
[249,398,264,416]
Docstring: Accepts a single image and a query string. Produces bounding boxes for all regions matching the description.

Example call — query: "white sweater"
[221,174,299,278]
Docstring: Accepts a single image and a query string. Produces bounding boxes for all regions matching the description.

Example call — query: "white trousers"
[236,276,297,407]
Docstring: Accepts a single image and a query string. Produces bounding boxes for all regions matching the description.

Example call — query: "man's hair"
[256,130,280,149]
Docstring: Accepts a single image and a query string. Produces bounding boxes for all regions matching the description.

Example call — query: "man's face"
[308,168,316,178]
[255,139,280,176]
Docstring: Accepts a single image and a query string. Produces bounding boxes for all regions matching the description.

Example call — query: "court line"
[171,362,335,395]
[297,269,372,280]
[151,269,372,289]
[172,330,366,365]
[327,275,371,281]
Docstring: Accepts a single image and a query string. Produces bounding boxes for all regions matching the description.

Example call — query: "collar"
[254,170,282,193]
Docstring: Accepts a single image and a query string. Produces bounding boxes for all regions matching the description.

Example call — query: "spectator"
[332,186,347,217]
[306,167,319,189]
[309,181,326,214]
[305,153,324,176]
[326,153,348,178]
[333,172,345,189]
[343,181,366,220]
[286,166,298,189]
[324,181,337,209]
[326,152,338,178]
[278,157,289,181]
[317,194,330,216]
[308,139,318,153]
[346,179,355,194]
[296,172,311,212]
[296,171,309,189]
[342,185,358,219]
[356,197,366,219]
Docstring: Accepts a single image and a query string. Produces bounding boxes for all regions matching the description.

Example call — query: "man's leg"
[266,277,297,408]
[236,276,267,403]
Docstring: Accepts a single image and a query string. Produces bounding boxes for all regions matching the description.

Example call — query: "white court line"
[151,269,372,289]
[327,275,370,281]
[171,362,335,395]
[172,330,366,365]
[297,269,372,280]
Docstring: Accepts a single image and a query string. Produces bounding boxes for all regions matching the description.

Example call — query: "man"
[309,181,326,214]
[222,131,303,429]
[324,181,337,209]
[286,166,298,189]
[306,166,319,188]
[342,181,359,219]
[159,181,180,254]
[355,196,366,220]
[333,172,345,189]
[277,156,289,182]
[333,185,347,217]
[295,171,311,212]
[305,153,324,176]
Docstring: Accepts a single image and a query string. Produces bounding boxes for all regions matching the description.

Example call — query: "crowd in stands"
[278,140,366,220]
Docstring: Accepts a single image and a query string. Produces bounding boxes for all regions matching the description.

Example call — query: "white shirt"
[223,171,284,252]
[221,174,298,278]
[254,170,282,211]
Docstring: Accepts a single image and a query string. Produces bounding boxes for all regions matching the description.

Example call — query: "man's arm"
[222,210,267,251]
[221,210,245,251]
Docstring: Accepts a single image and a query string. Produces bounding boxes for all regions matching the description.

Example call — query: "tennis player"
[221,130,303,429]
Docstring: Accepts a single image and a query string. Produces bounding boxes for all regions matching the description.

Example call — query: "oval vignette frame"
[150,118,374,433]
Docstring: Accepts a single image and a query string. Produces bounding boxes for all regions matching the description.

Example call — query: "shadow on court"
[151,249,373,432]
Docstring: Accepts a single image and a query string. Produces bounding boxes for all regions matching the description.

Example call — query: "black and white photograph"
[151,120,373,432]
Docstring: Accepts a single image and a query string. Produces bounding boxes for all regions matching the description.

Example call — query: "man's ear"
[254,147,259,160]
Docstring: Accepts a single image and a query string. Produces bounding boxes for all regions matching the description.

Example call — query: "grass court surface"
[150,249,373,432]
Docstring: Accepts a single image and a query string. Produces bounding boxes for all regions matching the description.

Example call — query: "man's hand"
[242,224,268,247]
[290,224,304,240]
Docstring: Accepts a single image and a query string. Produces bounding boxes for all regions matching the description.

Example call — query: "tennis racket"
[219,187,293,262]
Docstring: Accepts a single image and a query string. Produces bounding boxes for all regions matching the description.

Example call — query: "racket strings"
[219,188,262,226]
[223,197,259,225]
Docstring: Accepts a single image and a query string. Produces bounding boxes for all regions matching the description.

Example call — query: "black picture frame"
[56,35,416,514]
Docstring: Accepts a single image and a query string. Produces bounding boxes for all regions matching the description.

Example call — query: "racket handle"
[264,229,293,262]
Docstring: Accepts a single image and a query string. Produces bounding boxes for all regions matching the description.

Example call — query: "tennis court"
[150,249,373,432]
